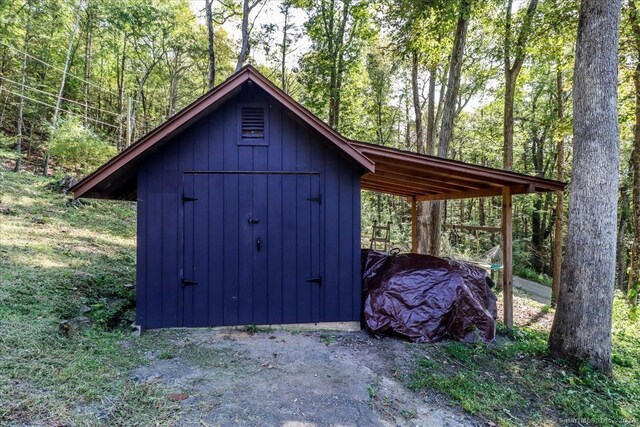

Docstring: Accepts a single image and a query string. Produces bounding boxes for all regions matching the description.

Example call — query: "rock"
[167,393,189,402]
[72,316,92,328]
[31,216,45,224]
[144,374,162,384]
[59,317,92,337]
[123,309,136,323]
[131,324,141,337]
[58,175,79,194]
[59,320,71,337]
[124,283,134,289]
[81,305,91,313]
[73,271,94,281]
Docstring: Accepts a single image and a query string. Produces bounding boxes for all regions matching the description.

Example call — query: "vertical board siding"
[136,88,364,328]
[161,142,179,328]
[135,169,147,327]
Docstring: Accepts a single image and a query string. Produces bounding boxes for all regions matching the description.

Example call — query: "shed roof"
[71,65,375,199]
[351,141,564,201]
[71,66,564,200]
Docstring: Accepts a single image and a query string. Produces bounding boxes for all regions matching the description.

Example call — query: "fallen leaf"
[167,393,189,402]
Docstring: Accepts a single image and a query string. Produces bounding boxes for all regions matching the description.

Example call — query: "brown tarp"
[362,250,497,343]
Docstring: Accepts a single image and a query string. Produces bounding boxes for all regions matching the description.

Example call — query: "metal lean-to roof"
[71,66,564,201]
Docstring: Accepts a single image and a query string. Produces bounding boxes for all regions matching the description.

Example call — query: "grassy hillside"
[0,169,176,425]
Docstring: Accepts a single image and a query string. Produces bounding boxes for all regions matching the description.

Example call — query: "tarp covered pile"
[362,249,498,343]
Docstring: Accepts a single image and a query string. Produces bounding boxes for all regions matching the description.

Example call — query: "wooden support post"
[410,196,417,253]
[411,197,418,253]
[502,187,513,329]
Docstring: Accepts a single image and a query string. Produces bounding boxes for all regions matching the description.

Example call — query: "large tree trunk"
[552,68,565,306]
[428,0,470,256]
[205,0,216,88]
[628,0,640,303]
[549,0,622,375]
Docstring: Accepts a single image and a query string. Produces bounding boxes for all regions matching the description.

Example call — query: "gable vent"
[241,106,265,139]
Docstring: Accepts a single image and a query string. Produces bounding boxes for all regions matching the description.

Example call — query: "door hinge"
[307,195,322,204]
[306,276,322,286]
[182,279,198,286]
[182,195,198,203]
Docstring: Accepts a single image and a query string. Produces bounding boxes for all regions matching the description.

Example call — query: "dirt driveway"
[131,328,479,426]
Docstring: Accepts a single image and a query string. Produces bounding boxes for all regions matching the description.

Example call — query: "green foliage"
[49,119,116,174]
[244,324,275,334]
[0,133,18,161]
[408,298,640,426]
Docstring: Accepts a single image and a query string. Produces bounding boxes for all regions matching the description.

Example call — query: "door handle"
[248,217,260,224]
[256,237,261,252]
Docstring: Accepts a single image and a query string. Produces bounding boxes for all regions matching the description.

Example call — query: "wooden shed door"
[182,172,321,327]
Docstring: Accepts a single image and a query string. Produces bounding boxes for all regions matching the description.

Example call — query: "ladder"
[369,221,392,253]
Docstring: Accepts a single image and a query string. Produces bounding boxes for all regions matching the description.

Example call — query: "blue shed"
[72,66,374,329]
[72,66,564,330]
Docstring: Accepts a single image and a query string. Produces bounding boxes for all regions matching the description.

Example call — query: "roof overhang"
[350,141,564,200]
[70,65,375,199]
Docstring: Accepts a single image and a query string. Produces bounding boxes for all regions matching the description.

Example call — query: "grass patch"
[0,169,177,425]
[244,324,275,334]
[408,300,640,426]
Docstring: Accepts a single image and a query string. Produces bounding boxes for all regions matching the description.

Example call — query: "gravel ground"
[131,328,481,427]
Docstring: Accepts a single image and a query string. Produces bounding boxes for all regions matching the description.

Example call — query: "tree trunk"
[502,0,539,170]
[44,0,81,176]
[14,14,30,173]
[412,50,430,253]
[412,51,424,154]
[281,3,290,92]
[206,0,216,88]
[236,0,257,71]
[428,0,470,256]
[404,79,411,148]
[426,65,436,156]
[628,0,640,303]
[617,181,630,292]
[552,68,565,306]
[549,0,622,375]
[503,71,515,170]
[83,2,93,127]
[117,35,127,150]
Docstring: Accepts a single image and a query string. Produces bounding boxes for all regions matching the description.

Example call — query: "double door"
[181,172,321,327]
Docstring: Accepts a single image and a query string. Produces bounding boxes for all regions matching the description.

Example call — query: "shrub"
[49,118,116,174]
